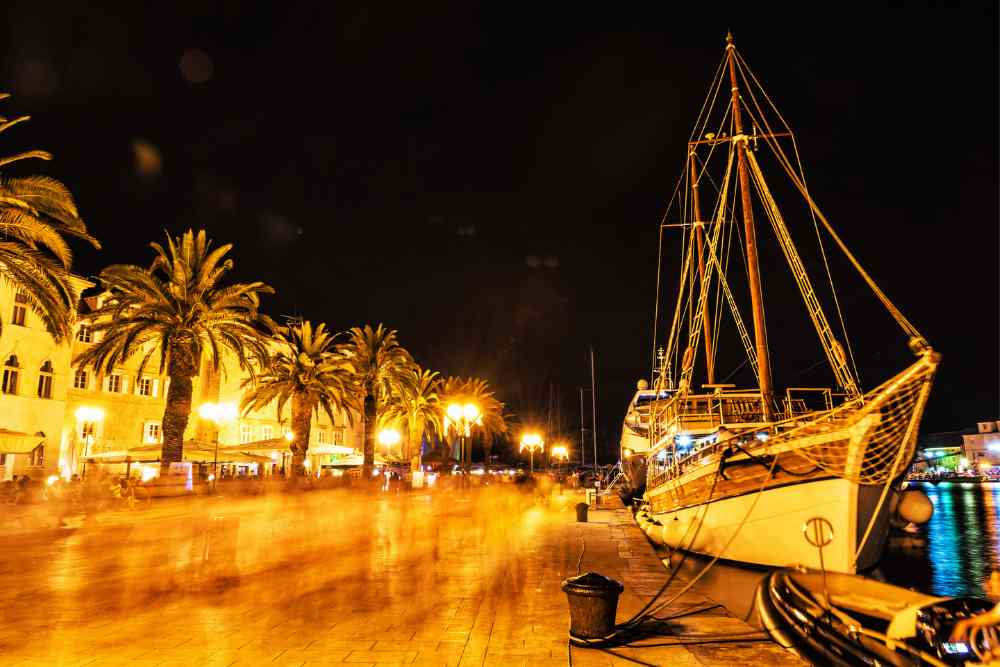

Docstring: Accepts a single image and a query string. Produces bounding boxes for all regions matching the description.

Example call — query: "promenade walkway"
[0,486,803,666]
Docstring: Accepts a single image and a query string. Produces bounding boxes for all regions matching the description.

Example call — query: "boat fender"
[896,489,934,524]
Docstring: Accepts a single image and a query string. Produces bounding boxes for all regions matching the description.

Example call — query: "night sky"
[1,2,996,457]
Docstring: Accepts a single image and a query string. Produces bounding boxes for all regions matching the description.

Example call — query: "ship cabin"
[621,388,675,458]
[643,384,840,487]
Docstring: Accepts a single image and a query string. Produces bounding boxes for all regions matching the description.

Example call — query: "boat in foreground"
[757,567,996,665]
[625,33,938,574]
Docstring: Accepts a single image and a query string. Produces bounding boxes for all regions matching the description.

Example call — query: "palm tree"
[338,324,415,476]
[240,320,355,477]
[0,93,99,340]
[440,376,508,468]
[382,367,442,463]
[75,229,273,468]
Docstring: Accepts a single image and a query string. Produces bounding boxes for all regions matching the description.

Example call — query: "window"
[317,429,331,445]
[73,369,89,390]
[106,374,123,393]
[11,291,27,327]
[37,361,53,399]
[332,428,345,446]
[30,444,44,467]
[260,425,274,441]
[2,355,19,394]
[143,422,162,444]
[77,324,93,343]
[240,424,254,444]
[137,377,154,396]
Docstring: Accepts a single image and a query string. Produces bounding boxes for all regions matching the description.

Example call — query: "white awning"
[0,428,45,454]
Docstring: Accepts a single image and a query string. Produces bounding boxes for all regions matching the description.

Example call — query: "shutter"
[121,376,128,393]
[152,379,159,397]
[103,375,109,392]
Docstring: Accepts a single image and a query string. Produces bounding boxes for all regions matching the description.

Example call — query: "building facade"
[962,421,1000,470]
[0,284,362,481]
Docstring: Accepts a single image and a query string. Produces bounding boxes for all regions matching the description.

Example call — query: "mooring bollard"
[562,572,624,639]
[575,502,589,523]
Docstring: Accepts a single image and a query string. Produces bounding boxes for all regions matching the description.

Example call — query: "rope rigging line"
[658,61,734,390]
[744,146,860,398]
[651,160,691,386]
[679,148,735,392]
[731,48,924,344]
[733,54,863,390]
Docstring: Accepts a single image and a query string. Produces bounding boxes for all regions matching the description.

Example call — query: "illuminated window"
[106,374,123,393]
[36,361,53,399]
[77,324,93,343]
[73,369,88,390]
[137,377,154,396]
[143,422,162,444]
[11,291,27,326]
[317,429,331,445]
[30,444,44,467]
[260,425,274,440]
[240,424,254,444]
[2,355,19,394]
[332,428,345,445]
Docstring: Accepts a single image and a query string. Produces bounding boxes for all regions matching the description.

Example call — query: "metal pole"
[580,387,586,466]
[590,347,598,476]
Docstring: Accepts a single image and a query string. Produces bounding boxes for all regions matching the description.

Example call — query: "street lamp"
[199,402,238,491]
[445,402,480,476]
[551,444,569,467]
[75,406,104,478]
[520,432,544,474]
[378,427,402,459]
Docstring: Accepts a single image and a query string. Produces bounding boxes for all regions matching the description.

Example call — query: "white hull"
[635,477,891,573]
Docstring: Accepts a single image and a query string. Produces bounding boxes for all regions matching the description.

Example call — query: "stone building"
[0,282,361,481]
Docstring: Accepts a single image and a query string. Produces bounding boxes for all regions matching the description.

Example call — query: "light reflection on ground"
[0,485,561,663]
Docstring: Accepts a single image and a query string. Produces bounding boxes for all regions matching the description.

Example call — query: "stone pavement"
[0,486,804,666]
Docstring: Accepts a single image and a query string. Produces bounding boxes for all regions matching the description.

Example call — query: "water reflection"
[881,481,1000,597]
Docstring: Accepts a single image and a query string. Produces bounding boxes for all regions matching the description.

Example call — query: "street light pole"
[199,402,237,494]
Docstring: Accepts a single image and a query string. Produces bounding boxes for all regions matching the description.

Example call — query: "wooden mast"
[689,154,715,385]
[726,32,773,420]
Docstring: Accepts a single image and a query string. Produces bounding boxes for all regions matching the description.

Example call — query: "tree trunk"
[290,394,312,478]
[362,391,376,477]
[408,423,420,466]
[160,342,197,472]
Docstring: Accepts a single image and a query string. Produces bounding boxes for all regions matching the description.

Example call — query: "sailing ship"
[624,34,939,574]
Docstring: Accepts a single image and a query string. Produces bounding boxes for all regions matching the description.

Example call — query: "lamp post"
[520,433,544,474]
[199,402,238,491]
[445,402,480,477]
[378,427,401,460]
[75,407,104,479]
[551,444,569,469]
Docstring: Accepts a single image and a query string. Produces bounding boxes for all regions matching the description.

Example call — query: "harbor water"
[661,480,1000,625]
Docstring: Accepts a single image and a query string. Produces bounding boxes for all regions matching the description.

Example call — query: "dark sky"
[1,2,996,456]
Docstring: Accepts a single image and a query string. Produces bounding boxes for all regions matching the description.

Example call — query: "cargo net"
[767,352,939,485]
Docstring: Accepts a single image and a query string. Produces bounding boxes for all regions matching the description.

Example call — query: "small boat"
[624,33,939,573]
[757,567,996,665]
